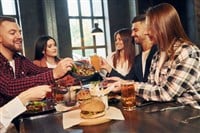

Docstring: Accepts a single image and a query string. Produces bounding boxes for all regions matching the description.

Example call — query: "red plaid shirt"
[0,53,55,106]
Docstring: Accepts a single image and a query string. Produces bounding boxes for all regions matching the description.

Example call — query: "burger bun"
[80,98,105,119]
[76,89,92,103]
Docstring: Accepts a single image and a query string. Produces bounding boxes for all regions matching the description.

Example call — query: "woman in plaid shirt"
[110,3,200,109]
[136,3,200,108]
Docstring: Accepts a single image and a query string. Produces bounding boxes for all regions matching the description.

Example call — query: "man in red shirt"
[0,16,73,106]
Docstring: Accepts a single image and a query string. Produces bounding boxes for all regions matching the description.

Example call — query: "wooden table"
[18,101,200,133]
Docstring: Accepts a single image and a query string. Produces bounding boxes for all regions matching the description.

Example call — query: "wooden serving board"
[79,117,111,126]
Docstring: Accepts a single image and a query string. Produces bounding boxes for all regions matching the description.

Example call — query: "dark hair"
[34,35,60,61]
[0,16,16,25]
[131,14,146,24]
[113,28,135,69]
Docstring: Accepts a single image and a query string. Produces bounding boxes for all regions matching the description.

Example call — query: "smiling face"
[0,20,23,53]
[131,21,146,45]
[44,39,58,58]
[114,33,124,51]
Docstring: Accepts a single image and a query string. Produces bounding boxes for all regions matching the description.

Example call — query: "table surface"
[18,101,200,133]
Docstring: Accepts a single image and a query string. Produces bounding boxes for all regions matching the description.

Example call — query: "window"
[66,0,107,59]
[1,0,16,15]
[0,0,19,20]
[0,0,24,53]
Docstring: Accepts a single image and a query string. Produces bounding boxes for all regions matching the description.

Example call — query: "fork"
[180,114,200,124]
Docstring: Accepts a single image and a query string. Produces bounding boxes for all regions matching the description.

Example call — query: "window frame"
[67,0,108,58]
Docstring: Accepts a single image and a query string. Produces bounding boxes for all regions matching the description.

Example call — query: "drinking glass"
[52,86,68,104]
[90,54,101,71]
[121,81,136,111]
[64,79,82,106]
[64,86,77,106]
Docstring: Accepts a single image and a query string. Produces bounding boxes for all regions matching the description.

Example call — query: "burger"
[80,98,106,119]
[76,89,92,103]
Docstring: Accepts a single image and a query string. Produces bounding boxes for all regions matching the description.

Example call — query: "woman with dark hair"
[101,28,135,77]
[33,35,60,68]
[110,3,200,109]
[33,35,75,86]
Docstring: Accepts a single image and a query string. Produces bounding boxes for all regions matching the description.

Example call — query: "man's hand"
[53,57,73,79]
[18,85,51,105]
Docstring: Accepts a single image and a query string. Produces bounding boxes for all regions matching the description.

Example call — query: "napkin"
[55,103,79,112]
[62,106,124,129]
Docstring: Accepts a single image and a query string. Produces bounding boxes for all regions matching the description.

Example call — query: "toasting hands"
[99,57,113,73]
[53,57,73,79]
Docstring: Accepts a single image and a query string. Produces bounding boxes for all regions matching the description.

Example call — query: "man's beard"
[5,44,22,53]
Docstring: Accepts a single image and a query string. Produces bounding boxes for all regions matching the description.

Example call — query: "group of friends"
[0,3,200,132]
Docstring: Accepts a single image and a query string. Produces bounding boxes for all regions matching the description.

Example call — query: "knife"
[145,105,185,113]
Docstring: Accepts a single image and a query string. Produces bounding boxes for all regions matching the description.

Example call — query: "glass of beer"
[90,54,101,71]
[120,81,136,111]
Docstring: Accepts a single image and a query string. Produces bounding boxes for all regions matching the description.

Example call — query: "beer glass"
[90,54,101,71]
[121,81,136,111]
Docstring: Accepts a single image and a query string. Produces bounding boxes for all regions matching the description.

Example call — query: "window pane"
[96,34,105,46]
[80,0,91,16]
[72,49,82,60]
[95,19,105,46]
[85,49,95,57]
[96,19,104,31]
[92,0,102,16]
[67,0,79,16]
[97,48,106,58]
[82,19,93,46]
[1,0,16,15]
[69,19,81,47]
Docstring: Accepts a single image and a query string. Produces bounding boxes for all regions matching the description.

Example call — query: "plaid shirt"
[0,53,55,106]
[136,42,200,108]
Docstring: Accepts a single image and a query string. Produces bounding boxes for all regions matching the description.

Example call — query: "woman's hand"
[105,77,124,92]
[105,77,122,82]
[111,81,121,92]
[100,57,112,73]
